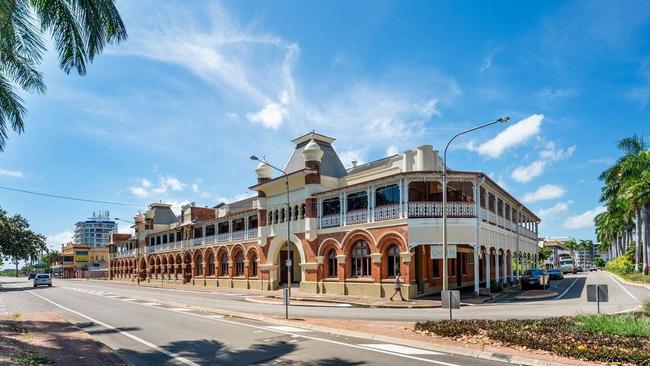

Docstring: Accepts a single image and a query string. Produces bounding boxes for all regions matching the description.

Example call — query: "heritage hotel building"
[109,132,540,299]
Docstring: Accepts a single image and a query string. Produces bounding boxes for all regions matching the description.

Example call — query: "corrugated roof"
[346,155,398,175]
[150,205,178,225]
[225,196,257,214]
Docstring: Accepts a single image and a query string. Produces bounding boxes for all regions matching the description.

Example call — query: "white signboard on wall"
[430,245,457,259]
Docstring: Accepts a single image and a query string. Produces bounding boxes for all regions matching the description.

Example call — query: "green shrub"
[575,314,650,337]
[490,279,503,293]
[605,255,633,275]
[414,316,650,365]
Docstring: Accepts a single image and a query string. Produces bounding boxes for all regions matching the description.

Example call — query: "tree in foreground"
[0,0,127,151]
[595,135,650,274]
[0,207,47,276]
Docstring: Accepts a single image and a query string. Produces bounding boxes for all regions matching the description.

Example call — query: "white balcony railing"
[320,214,341,228]
[246,228,258,238]
[407,202,475,218]
[192,237,204,246]
[204,235,216,245]
[217,232,230,242]
[232,230,245,240]
[374,204,400,221]
[346,209,368,225]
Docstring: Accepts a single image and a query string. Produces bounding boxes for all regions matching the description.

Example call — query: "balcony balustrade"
[321,214,341,228]
[217,232,230,242]
[374,204,400,221]
[407,201,475,218]
[232,230,245,240]
[246,228,258,239]
[345,209,368,225]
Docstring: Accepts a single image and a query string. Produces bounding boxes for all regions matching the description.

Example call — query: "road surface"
[1,277,507,366]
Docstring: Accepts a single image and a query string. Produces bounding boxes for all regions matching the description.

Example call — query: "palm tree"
[597,136,648,272]
[563,239,578,270]
[0,0,127,151]
[620,149,650,273]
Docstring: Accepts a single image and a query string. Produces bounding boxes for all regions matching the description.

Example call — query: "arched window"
[236,252,245,276]
[387,244,400,277]
[350,240,371,277]
[251,254,258,277]
[196,254,203,276]
[207,253,215,276]
[327,249,337,277]
[220,253,228,276]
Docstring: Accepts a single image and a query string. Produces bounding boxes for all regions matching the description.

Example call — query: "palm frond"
[0,75,26,151]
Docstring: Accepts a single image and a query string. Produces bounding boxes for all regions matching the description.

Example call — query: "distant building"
[51,243,109,278]
[576,242,598,269]
[74,211,117,247]
[541,237,574,267]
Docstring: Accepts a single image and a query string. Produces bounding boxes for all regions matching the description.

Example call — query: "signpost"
[441,290,460,319]
[587,284,608,314]
[430,245,457,260]
[283,288,290,319]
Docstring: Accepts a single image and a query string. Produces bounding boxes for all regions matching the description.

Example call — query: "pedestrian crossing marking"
[358,344,441,355]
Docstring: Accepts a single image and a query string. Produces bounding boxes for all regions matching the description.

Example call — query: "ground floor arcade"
[109,229,538,299]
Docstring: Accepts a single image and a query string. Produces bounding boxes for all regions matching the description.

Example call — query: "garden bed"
[414,310,650,365]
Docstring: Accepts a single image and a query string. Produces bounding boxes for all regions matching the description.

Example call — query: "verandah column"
[473,179,482,296]
[501,251,507,287]
[495,250,500,285]
[485,248,491,291]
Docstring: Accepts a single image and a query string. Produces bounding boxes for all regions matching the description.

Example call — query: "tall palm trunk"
[642,204,650,271]
[636,210,642,272]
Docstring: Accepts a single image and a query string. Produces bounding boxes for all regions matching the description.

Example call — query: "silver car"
[33,273,52,288]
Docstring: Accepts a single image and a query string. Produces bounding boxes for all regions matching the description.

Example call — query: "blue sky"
[1,0,649,255]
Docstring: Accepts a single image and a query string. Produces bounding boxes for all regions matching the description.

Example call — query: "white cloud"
[511,161,547,183]
[468,114,544,158]
[537,202,570,221]
[338,150,366,168]
[0,168,24,177]
[115,2,299,130]
[540,141,576,161]
[191,183,200,193]
[129,186,149,198]
[564,206,606,230]
[129,175,187,198]
[246,102,286,129]
[479,47,503,72]
[46,231,74,251]
[386,145,399,156]
[510,141,576,183]
[522,184,566,203]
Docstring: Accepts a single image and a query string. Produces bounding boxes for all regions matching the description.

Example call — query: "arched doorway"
[277,241,302,284]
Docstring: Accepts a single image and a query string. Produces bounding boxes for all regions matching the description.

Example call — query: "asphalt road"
[0,277,506,366]
[12,270,648,322]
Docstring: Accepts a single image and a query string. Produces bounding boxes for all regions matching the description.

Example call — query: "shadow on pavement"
[117,338,366,366]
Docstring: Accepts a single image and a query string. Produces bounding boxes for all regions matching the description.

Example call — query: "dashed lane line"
[54,284,460,365]
[554,276,583,300]
[27,290,199,366]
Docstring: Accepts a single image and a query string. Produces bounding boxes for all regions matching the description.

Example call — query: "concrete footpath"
[0,312,125,366]
[86,278,508,308]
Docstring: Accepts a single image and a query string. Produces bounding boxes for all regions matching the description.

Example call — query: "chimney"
[351,161,357,168]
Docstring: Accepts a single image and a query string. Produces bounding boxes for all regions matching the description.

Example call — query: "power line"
[0,186,147,208]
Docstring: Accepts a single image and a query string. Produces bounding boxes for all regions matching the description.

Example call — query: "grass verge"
[415,311,650,365]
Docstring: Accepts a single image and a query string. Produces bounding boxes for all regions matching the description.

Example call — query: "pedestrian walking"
[389,271,406,301]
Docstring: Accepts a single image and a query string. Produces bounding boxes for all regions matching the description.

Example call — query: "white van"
[559,258,576,274]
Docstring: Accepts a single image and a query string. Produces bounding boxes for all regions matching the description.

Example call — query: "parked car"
[548,268,564,280]
[33,273,52,288]
[520,269,550,290]
[576,266,584,272]
[589,265,598,272]
[28,272,36,280]
[559,258,576,274]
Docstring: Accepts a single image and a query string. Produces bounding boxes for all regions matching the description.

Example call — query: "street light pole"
[441,117,510,291]
[250,156,293,296]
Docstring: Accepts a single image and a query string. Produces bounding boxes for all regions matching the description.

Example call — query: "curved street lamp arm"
[443,118,508,169]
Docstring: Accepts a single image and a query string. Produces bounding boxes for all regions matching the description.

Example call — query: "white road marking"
[167,308,192,312]
[54,282,459,365]
[607,274,640,303]
[554,276,582,300]
[206,315,224,319]
[359,344,442,355]
[27,290,199,366]
[139,302,161,306]
[119,298,137,301]
[264,326,311,333]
